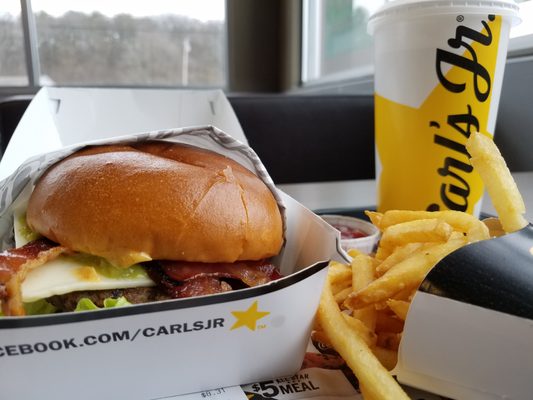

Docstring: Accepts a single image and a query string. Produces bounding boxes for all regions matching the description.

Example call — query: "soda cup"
[368,0,520,215]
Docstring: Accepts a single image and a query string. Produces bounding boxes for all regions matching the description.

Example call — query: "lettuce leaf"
[74,296,131,312]
[0,299,57,316]
[24,299,58,315]
[0,296,131,316]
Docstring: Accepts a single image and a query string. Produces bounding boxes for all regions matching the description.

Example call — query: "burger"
[0,141,284,316]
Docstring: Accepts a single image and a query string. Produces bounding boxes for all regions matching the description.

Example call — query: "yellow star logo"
[230,300,270,331]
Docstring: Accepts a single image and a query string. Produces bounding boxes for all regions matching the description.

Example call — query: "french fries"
[317,275,410,400]
[466,132,528,233]
[386,299,410,321]
[346,232,466,309]
[313,132,528,399]
[369,209,490,242]
[350,254,377,330]
[315,210,498,399]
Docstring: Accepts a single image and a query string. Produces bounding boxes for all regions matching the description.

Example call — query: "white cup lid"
[368,0,521,35]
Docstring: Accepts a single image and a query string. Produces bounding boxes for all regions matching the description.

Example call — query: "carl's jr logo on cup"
[370,1,519,215]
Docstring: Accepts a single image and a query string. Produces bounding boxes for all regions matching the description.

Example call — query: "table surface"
[277,171,533,222]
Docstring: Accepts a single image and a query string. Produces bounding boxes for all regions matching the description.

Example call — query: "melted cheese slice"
[22,256,155,303]
[14,210,154,303]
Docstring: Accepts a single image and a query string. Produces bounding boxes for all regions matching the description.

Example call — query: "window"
[302,0,533,86]
[302,0,379,84]
[509,0,533,54]
[0,0,227,88]
[0,1,28,86]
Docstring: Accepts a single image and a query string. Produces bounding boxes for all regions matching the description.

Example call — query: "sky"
[2,0,531,37]
[1,0,225,21]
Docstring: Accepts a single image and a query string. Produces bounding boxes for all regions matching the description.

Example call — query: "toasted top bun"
[26,141,283,268]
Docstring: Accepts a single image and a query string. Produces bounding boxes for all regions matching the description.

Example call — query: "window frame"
[300,0,533,89]
[20,0,39,88]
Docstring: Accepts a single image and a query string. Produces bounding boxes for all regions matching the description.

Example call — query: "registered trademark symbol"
[457,15,464,22]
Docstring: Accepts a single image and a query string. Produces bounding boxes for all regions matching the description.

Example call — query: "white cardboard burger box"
[0,87,248,181]
[0,87,347,400]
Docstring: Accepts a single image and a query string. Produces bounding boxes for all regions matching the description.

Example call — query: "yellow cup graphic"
[369,1,520,215]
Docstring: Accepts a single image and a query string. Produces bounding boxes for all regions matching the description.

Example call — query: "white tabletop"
[278,171,533,222]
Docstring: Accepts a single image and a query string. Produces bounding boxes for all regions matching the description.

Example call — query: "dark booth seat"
[228,95,375,184]
[0,95,34,157]
[0,94,376,184]
[0,90,530,183]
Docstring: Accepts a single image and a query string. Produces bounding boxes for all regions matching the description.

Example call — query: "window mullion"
[20,0,41,87]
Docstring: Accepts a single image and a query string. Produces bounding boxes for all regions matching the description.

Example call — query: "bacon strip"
[0,238,66,316]
[176,276,233,298]
[161,260,282,287]
[147,260,282,299]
